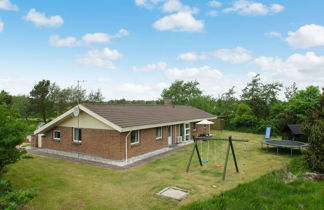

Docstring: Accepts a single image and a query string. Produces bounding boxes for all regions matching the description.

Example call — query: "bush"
[0,178,37,210]
[303,88,324,173]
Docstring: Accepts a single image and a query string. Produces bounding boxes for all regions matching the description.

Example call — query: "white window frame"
[130,130,140,145]
[73,128,82,143]
[156,127,163,139]
[53,130,61,140]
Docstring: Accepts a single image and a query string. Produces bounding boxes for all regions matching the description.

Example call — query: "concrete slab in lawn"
[157,187,189,201]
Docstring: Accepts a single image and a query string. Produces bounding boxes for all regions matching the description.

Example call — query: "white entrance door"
[168,126,172,145]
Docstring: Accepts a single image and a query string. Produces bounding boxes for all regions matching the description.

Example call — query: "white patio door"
[168,126,173,145]
[184,123,190,141]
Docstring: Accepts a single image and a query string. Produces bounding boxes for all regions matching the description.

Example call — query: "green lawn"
[182,157,324,210]
[6,130,292,210]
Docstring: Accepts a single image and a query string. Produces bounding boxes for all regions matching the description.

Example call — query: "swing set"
[186,136,249,181]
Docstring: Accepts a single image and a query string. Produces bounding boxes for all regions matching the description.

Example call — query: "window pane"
[131,130,139,143]
[156,127,162,138]
[74,128,82,141]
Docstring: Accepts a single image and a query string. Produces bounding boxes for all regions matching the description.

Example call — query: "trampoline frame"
[261,140,308,155]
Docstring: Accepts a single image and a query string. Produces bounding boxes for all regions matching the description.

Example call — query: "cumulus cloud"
[82,33,110,44]
[208,1,222,8]
[211,47,252,63]
[49,35,79,47]
[161,0,197,13]
[286,24,324,48]
[118,83,151,94]
[254,51,324,84]
[77,48,122,69]
[153,12,204,32]
[177,52,206,61]
[223,0,284,16]
[24,8,64,27]
[49,29,128,48]
[132,62,167,72]
[0,0,18,11]
[0,20,3,33]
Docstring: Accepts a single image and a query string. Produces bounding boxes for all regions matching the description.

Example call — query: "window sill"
[130,142,140,147]
[72,141,82,145]
[156,137,162,140]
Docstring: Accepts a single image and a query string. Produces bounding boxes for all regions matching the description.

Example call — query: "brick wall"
[42,126,123,160]
[40,123,209,161]
[120,126,168,159]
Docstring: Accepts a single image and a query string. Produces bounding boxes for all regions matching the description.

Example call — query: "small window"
[192,122,197,130]
[53,130,61,140]
[156,127,162,139]
[131,130,140,144]
[73,128,82,142]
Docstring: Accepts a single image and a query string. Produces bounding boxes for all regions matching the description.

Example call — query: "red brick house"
[33,102,216,162]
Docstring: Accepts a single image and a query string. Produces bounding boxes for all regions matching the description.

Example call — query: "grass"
[182,157,324,210]
[5,130,294,210]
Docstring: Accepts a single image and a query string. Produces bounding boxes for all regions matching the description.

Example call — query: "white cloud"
[24,8,64,27]
[135,0,147,6]
[211,47,252,63]
[77,48,122,69]
[118,83,152,94]
[0,0,18,11]
[49,35,79,47]
[0,20,4,33]
[208,1,222,8]
[114,28,129,38]
[161,0,197,13]
[265,31,282,38]
[286,24,324,49]
[207,10,218,17]
[134,0,161,8]
[223,0,284,16]
[49,29,128,48]
[177,52,206,61]
[82,33,110,44]
[254,52,324,84]
[132,62,167,72]
[153,12,204,32]
[270,4,284,13]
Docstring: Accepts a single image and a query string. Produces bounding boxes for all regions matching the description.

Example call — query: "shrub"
[303,88,324,173]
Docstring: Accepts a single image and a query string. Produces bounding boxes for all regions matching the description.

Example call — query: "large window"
[73,128,82,142]
[53,130,61,140]
[131,130,140,144]
[156,127,162,139]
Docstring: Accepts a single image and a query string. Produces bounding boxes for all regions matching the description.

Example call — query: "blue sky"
[0,0,323,100]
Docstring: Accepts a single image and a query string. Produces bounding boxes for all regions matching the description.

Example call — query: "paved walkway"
[27,145,188,170]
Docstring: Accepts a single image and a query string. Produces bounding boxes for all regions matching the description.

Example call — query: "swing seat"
[214,164,223,168]
[201,160,208,163]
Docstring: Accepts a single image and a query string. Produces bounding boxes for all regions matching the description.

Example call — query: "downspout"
[125,130,132,163]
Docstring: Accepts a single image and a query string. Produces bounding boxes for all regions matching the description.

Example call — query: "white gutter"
[125,130,132,163]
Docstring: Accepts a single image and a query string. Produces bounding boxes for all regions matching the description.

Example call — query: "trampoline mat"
[263,140,308,148]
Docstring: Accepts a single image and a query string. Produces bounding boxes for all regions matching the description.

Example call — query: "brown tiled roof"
[83,104,216,128]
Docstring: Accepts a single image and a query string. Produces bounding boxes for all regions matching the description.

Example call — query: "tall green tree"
[0,90,12,105]
[303,88,324,173]
[161,80,202,104]
[241,74,282,119]
[29,80,52,123]
[87,89,105,103]
[11,95,32,120]
[0,105,27,174]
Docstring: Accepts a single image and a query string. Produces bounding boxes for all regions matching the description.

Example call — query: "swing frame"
[186,136,249,181]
